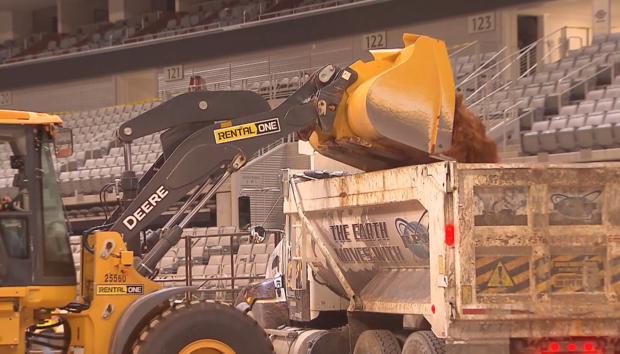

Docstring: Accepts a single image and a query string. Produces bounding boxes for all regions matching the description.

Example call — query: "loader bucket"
[308,33,455,172]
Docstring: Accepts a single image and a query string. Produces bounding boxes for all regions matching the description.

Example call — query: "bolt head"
[199,101,208,110]
[123,127,132,136]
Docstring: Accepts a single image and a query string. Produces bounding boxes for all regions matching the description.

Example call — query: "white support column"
[11,10,33,39]
[0,11,14,42]
[0,10,34,42]
[114,69,158,105]
[58,0,107,34]
[176,0,193,12]
[108,0,125,22]
[108,0,151,22]
[123,0,152,20]
[592,0,611,37]
[230,174,242,228]
[216,192,233,227]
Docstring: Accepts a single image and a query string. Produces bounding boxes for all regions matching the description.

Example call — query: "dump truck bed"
[454,162,620,340]
[283,161,620,346]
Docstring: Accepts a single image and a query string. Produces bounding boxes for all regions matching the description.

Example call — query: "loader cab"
[0,119,76,288]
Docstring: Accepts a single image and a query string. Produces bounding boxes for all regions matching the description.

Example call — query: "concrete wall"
[58,0,108,34]
[32,6,58,34]
[0,10,34,42]
[115,70,158,105]
[108,0,152,22]
[156,13,506,96]
[1,76,115,113]
[0,11,13,42]
[12,10,34,39]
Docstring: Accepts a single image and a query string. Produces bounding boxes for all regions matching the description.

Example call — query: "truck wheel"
[131,300,274,354]
[401,331,446,354]
[353,330,401,354]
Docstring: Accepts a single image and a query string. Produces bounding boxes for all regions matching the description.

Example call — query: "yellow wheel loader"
[0,33,473,354]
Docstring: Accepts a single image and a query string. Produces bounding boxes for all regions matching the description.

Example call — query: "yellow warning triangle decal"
[487,261,514,287]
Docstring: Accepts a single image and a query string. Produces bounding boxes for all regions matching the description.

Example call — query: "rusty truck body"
[235,161,620,354]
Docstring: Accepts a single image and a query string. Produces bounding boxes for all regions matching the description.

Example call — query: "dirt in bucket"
[442,93,499,163]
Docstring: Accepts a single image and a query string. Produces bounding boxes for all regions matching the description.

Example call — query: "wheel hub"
[179,339,236,354]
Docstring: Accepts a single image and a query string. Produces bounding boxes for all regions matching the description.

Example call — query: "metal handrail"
[258,0,364,20]
[556,55,615,111]
[466,26,591,110]
[447,41,477,57]
[458,47,507,86]
[481,39,612,152]
[122,21,222,45]
[154,230,281,300]
[487,98,529,151]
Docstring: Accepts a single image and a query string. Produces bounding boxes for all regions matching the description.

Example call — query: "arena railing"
[156,230,283,302]
[0,1,373,66]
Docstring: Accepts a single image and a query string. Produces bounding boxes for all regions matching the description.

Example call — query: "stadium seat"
[539,118,568,152]
[592,34,608,45]
[577,101,595,114]
[575,113,605,149]
[605,86,620,99]
[595,98,615,112]
[593,110,620,147]
[522,120,549,155]
[557,114,586,151]
[586,89,604,101]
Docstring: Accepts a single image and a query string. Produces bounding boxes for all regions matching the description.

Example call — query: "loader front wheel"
[131,300,274,354]
[353,330,401,354]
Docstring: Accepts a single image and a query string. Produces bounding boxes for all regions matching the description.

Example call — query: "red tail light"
[549,342,560,352]
[567,343,576,351]
[445,224,455,246]
[584,342,594,351]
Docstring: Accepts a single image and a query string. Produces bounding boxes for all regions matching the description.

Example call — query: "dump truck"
[235,161,620,354]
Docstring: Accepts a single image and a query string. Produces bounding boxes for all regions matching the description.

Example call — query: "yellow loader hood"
[308,33,455,171]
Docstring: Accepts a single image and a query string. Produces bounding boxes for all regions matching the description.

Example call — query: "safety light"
[431,305,435,314]
[246,296,252,304]
[549,342,560,352]
[584,342,594,351]
[445,225,455,246]
[567,343,576,351]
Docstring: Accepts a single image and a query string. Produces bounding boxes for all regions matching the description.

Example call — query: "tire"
[401,331,446,354]
[131,300,274,354]
[353,330,401,354]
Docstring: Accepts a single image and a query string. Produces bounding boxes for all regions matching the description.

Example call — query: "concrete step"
[499,143,522,153]
[499,151,522,159]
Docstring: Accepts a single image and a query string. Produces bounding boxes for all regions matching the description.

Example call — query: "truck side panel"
[453,162,620,339]
[283,163,455,335]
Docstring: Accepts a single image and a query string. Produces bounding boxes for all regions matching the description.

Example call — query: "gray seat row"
[560,96,620,116]
[58,163,154,197]
[567,40,620,58]
[522,110,620,154]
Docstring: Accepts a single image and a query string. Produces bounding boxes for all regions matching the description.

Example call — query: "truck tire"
[131,300,274,354]
[353,330,401,354]
[401,331,446,354]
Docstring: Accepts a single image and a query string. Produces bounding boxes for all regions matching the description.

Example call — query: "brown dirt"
[442,93,499,163]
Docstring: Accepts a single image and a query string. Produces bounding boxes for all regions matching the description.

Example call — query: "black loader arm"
[117,90,272,144]
[109,64,358,275]
[105,91,272,228]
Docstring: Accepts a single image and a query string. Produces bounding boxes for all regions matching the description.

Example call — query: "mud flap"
[446,338,510,354]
